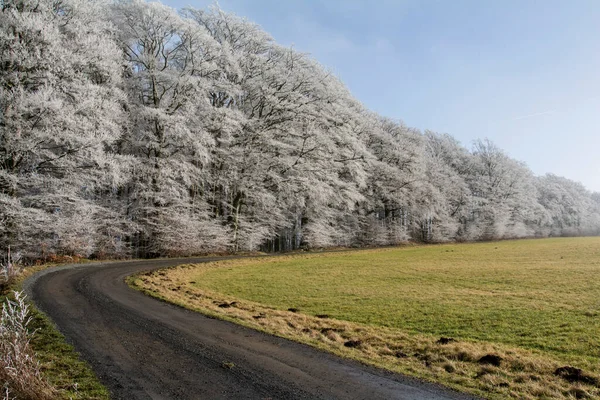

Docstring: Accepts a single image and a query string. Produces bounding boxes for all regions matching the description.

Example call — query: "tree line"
[2,0,599,261]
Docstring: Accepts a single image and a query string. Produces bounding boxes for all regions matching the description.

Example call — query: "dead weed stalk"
[1,291,57,400]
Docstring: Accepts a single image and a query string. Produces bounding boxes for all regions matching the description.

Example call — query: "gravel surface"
[25,258,480,400]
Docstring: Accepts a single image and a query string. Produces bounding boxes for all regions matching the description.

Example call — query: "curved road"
[25,258,478,400]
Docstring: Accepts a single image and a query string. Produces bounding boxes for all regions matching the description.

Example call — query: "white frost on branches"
[1,0,599,260]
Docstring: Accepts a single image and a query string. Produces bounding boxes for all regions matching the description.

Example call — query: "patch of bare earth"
[130,263,600,400]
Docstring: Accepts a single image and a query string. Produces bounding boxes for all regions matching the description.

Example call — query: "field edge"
[128,245,600,400]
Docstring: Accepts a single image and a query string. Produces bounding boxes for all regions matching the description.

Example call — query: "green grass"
[28,308,111,399]
[133,237,600,399]
[194,237,600,364]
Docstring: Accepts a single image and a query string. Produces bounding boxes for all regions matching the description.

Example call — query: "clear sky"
[161,0,600,192]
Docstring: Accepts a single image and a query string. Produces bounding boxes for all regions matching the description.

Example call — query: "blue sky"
[161,0,600,192]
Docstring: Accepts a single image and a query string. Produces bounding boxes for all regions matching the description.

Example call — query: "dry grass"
[0,249,23,294]
[130,239,600,400]
[1,262,110,400]
[1,291,58,400]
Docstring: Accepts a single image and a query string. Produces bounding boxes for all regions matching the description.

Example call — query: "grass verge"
[1,264,110,400]
[129,237,600,400]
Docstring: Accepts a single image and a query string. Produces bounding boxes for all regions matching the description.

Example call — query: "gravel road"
[25,258,480,400]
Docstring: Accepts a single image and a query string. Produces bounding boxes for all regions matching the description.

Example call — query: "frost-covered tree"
[0,0,127,259]
[112,0,229,255]
[360,117,424,244]
[418,131,472,242]
[185,6,369,250]
[463,139,541,240]
[535,174,600,236]
[1,1,598,260]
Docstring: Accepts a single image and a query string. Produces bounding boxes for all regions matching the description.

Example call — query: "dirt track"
[25,258,479,400]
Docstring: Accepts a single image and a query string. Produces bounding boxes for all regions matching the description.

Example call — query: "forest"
[1,0,599,261]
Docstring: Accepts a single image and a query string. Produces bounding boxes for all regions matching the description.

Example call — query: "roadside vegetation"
[1,257,109,400]
[131,237,600,399]
[1,291,57,400]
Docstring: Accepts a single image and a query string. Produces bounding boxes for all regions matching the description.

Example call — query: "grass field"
[132,237,600,399]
